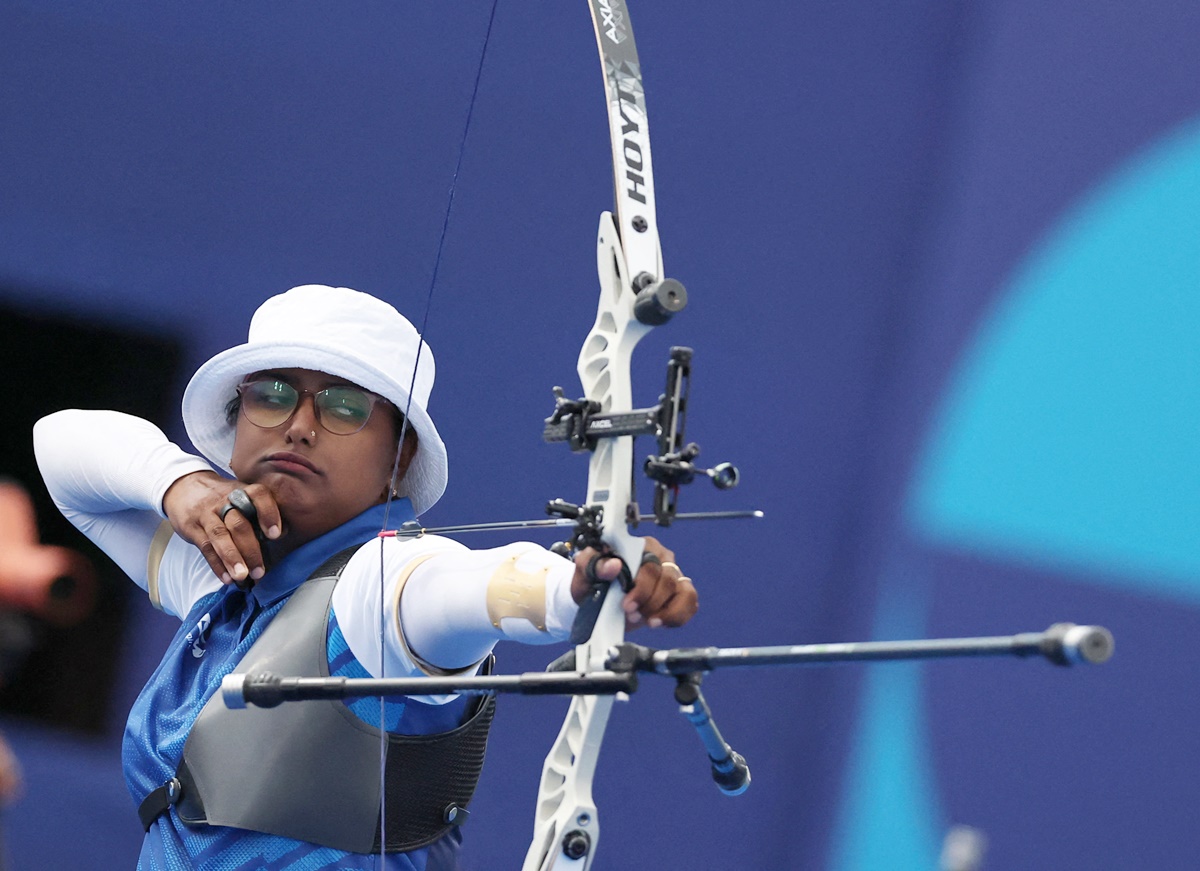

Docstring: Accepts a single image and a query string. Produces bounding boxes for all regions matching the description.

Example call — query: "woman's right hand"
[161,471,282,587]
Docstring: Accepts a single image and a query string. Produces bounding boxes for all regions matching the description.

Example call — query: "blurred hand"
[0,732,22,806]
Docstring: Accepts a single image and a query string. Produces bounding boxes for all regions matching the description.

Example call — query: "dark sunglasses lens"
[316,387,374,434]
[241,380,299,428]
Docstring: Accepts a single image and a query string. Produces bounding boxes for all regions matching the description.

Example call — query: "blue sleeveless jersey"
[124,501,472,870]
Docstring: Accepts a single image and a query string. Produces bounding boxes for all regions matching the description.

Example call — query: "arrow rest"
[544,499,604,552]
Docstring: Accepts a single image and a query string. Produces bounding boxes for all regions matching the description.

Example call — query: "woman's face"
[229,367,411,546]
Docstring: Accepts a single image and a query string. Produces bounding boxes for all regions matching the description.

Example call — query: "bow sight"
[544,345,745,540]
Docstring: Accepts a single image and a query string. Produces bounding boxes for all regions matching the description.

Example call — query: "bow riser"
[523,212,651,871]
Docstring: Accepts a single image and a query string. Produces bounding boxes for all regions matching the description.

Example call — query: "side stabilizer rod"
[222,669,638,710]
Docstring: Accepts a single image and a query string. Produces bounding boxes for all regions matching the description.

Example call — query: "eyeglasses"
[236,378,388,436]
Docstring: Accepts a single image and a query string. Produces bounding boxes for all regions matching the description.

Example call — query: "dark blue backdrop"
[2,2,1197,868]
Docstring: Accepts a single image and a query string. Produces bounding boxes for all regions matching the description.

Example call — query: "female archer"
[33,284,696,870]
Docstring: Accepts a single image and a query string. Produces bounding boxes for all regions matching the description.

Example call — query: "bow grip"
[568,553,634,645]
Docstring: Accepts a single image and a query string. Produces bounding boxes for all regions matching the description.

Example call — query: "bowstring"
[376,0,501,859]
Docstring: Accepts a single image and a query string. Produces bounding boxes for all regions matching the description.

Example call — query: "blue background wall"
[2,1,1196,868]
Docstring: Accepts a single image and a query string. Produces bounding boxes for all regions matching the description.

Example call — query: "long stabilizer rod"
[622,622,1114,675]
[225,623,1112,710]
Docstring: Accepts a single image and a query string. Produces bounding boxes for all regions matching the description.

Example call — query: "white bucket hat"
[182,285,448,515]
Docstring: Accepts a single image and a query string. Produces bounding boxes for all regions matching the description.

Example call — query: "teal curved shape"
[832,117,1200,871]
[829,576,943,871]
[909,118,1200,602]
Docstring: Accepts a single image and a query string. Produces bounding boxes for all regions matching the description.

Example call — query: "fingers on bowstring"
[241,483,282,541]
[211,484,276,586]
[218,509,264,585]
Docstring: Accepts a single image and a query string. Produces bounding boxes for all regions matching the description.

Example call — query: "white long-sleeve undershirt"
[33,409,579,680]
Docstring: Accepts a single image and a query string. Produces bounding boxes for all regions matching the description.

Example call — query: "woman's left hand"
[0,732,23,806]
[570,537,698,630]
